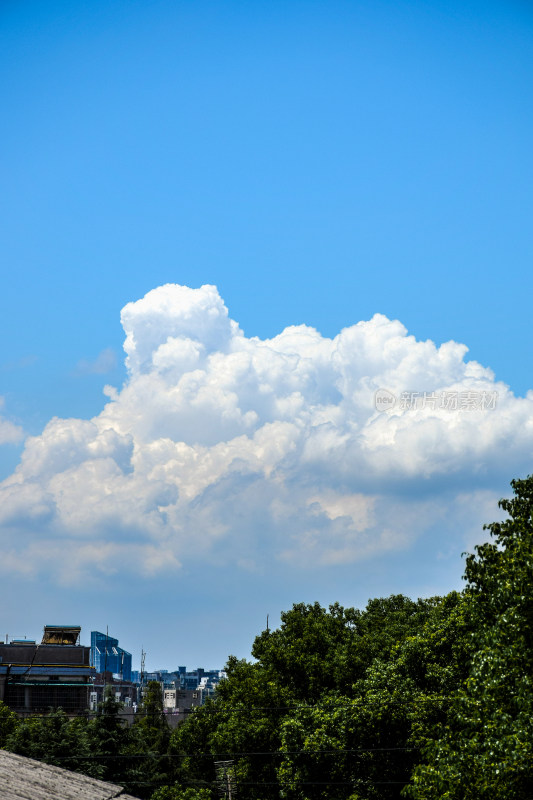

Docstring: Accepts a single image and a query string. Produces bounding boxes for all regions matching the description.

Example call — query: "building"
[90,631,132,682]
[139,666,225,697]
[90,671,138,724]
[162,687,203,728]
[0,626,94,716]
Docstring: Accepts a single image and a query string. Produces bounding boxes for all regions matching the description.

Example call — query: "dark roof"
[0,750,141,800]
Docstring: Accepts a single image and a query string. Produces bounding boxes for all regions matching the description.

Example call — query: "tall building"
[0,625,94,716]
[90,631,132,682]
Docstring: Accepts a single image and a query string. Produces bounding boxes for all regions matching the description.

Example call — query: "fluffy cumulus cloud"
[1,283,532,582]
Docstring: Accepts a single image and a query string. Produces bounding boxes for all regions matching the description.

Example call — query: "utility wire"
[52,746,419,760]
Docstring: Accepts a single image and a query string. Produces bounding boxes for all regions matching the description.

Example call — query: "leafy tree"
[4,687,170,798]
[170,597,460,800]
[150,788,212,800]
[170,655,291,799]
[252,597,442,704]
[133,681,172,796]
[407,476,533,799]
[252,602,360,702]
[139,681,165,719]
[84,684,154,793]
[276,593,471,800]
[135,681,170,749]
[5,708,97,776]
[86,686,127,778]
[0,700,19,748]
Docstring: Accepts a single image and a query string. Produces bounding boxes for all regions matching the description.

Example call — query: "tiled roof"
[0,750,141,800]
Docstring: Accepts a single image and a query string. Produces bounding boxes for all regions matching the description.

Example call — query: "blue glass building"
[90,631,132,682]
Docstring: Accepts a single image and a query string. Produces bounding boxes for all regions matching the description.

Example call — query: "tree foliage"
[3,686,169,797]
[0,700,19,748]
[150,788,212,800]
[407,475,533,799]
[167,594,466,799]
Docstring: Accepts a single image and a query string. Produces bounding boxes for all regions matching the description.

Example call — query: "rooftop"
[0,750,140,800]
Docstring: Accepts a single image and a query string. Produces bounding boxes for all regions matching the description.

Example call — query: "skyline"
[1,0,533,669]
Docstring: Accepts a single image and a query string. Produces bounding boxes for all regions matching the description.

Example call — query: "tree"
[252,602,360,702]
[252,598,438,704]
[170,656,291,800]
[135,681,170,744]
[407,476,533,799]
[4,687,170,799]
[150,788,212,800]
[276,593,471,800]
[84,685,145,790]
[0,700,18,748]
[171,597,460,800]
[133,681,172,796]
[5,708,97,777]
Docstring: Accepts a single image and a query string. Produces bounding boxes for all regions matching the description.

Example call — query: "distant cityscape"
[0,625,225,727]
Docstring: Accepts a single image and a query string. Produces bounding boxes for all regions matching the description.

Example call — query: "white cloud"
[1,283,531,581]
[0,397,25,445]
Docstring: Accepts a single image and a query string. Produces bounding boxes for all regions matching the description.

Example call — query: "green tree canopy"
[0,700,19,748]
[407,475,533,799]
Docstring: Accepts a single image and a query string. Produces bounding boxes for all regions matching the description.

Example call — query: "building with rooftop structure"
[0,625,94,717]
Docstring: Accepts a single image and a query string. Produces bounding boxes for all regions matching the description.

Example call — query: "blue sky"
[1,0,533,670]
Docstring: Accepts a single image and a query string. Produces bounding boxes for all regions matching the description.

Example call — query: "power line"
[50,746,419,760]
[122,780,413,787]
